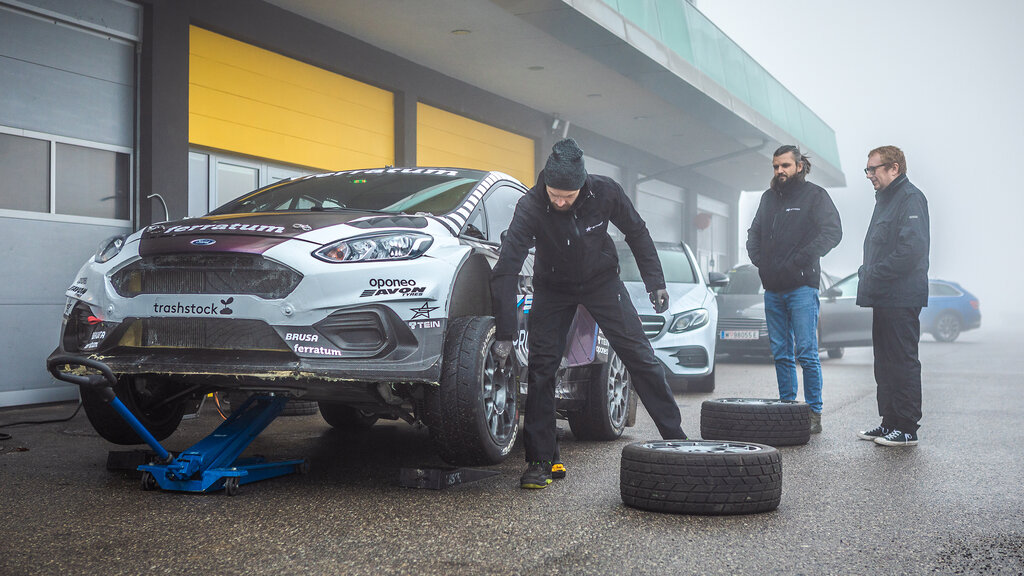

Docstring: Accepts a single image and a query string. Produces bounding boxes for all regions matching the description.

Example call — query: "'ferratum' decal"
[160,223,286,234]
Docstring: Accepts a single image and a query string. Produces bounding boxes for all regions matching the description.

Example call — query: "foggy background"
[697,0,1024,327]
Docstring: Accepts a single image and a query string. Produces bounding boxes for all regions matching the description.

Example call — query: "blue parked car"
[820,275,981,350]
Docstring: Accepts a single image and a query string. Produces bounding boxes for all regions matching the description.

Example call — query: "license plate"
[720,330,759,340]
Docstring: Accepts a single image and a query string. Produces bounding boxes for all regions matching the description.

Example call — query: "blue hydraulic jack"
[47,355,307,496]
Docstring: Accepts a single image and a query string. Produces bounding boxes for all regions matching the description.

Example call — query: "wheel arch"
[446,251,493,320]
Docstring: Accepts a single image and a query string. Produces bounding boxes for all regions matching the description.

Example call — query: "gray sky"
[697,0,1024,324]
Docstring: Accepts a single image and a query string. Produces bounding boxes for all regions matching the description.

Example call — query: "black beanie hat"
[544,138,587,190]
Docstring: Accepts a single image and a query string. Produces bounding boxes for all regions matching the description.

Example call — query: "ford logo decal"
[190,238,216,246]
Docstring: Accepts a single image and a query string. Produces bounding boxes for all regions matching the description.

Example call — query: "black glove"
[649,289,670,314]
[491,340,513,362]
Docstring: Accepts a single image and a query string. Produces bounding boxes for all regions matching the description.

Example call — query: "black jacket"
[746,179,842,292]
[490,172,664,341]
[856,174,930,308]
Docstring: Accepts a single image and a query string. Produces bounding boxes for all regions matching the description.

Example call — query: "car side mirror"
[707,271,729,288]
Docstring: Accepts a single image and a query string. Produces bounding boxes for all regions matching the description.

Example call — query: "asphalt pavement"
[1,325,1022,575]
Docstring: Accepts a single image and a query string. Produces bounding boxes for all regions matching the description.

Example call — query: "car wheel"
[567,349,631,441]
[426,316,519,465]
[933,312,961,342]
[318,402,379,433]
[688,367,716,393]
[620,440,782,515]
[827,348,845,359]
[81,375,187,445]
[700,398,811,446]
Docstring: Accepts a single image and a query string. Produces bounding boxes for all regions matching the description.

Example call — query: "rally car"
[50,167,638,465]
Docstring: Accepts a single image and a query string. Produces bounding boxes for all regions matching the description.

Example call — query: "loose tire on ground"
[620,440,782,515]
[567,349,631,440]
[700,398,810,446]
[318,402,378,433]
[81,375,187,445]
[221,392,319,417]
[425,316,519,465]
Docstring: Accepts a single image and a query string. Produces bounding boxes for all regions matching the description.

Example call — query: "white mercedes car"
[618,242,727,392]
[50,168,639,465]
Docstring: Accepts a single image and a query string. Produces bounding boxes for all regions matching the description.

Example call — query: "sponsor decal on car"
[516,294,533,313]
[311,168,460,179]
[190,238,216,246]
[152,297,234,316]
[410,302,438,320]
[292,345,343,357]
[360,278,427,298]
[285,333,319,342]
[408,320,442,329]
[161,223,286,234]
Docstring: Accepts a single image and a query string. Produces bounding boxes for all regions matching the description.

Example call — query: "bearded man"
[746,145,842,434]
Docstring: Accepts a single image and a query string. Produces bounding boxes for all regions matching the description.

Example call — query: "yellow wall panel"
[417,104,535,186]
[189,26,393,170]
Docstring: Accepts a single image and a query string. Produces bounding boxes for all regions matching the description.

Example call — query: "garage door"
[0,0,139,406]
[189,26,394,171]
[636,179,685,243]
[416,103,534,186]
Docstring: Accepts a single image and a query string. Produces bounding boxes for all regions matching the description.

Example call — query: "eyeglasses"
[863,163,891,175]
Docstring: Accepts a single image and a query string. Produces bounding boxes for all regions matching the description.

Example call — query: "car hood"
[137,212,435,256]
[716,294,766,320]
[622,281,709,315]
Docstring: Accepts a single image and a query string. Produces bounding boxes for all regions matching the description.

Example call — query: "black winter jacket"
[856,174,930,308]
[746,179,842,292]
[490,172,664,341]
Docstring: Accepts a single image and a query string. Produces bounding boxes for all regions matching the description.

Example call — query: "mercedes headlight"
[313,232,433,263]
[668,308,709,333]
[95,234,127,264]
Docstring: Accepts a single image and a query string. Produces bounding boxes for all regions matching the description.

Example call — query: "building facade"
[0,0,843,406]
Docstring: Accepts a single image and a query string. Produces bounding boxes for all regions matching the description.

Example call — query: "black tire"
[318,402,379,433]
[932,312,961,342]
[688,367,716,393]
[700,398,810,446]
[620,440,782,515]
[568,349,631,440]
[81,375,187,445]
[425,316,519,465]
[827,348,845,359]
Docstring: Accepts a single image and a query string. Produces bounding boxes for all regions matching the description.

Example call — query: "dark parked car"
[820,274,981,346]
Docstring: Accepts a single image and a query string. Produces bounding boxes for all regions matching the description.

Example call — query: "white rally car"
[50,168,638,465]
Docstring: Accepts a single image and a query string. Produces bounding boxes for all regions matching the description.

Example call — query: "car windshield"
[716,267,763,295]
[208,168,487,216]
[618,246,697,284]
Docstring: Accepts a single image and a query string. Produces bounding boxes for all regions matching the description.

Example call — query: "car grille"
[671,346,709,368]
[119,318,289,351]
[111,254,302,299]
[717,318,767,332]
[638,315,666,339]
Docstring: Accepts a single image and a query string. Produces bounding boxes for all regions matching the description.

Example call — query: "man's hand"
[649,289,670,314]
[491,339,513,362]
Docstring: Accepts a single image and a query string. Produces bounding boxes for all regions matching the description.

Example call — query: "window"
[215,161,260,208]
[929,282,960,297]
[0,127,132,221]
[482,185,524,242]
[56,143,130,220]
[0,133,49,213]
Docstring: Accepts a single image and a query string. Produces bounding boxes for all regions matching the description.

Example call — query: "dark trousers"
[523,279,685,462]
[872,307,923,433]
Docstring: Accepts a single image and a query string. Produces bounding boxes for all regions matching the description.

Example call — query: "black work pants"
[523,278,685,462]
[872,307,923,433]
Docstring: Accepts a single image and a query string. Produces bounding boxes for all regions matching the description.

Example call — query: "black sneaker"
[874,429,918,446]
[520,461,552,489]
[857,425,890,441]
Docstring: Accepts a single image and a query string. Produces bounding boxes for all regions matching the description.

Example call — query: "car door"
[819,273,873,347]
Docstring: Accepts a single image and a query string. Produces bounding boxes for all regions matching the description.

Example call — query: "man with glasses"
[856,146,930,447]
[747,145,842,434]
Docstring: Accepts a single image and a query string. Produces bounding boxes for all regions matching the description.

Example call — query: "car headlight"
[95,234,127,263]
[313,232,433,263]
[668,308,709,333]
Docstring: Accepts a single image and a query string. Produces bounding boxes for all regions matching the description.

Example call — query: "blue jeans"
[764,286,823,413]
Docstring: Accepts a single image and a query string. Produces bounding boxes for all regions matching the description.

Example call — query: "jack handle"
[46,355,173,463]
